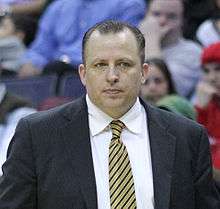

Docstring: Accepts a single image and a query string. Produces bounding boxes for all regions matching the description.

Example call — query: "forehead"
[148,64,165,76]
[149,0,183,15]
[85,29,139,59]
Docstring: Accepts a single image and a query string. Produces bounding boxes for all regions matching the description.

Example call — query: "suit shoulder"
[22,97,85,126]
[148,104,204,133]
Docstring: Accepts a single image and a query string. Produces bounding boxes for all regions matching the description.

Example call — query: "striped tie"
[109,120,137,209]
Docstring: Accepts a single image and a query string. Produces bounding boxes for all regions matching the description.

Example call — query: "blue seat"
[58,74,85,99]
[1,75,57,107]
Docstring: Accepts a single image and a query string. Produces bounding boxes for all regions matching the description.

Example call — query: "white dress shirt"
[0,84,36,176]
[87,95,154,209]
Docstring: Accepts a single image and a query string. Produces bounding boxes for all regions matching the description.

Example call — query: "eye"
[152,11,161,17]
[117,62,131,68]
[94,63,107,68]
[143,77,165,85]
[167,13,178,20]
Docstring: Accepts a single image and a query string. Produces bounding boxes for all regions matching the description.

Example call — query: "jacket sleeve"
[0,117,37,209]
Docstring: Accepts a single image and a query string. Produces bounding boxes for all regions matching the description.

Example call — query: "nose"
[158,15,168,27]
[148,81,157,91]
[106,67,119,84]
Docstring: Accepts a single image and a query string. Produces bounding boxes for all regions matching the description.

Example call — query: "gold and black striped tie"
[109,120,137,209]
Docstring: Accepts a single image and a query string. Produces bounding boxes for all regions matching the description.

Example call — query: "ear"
[78,64,86,86]
[141,63,149,84]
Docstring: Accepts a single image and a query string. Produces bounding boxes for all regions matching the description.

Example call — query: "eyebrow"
[92,59,108,64]
[116,58,133,62]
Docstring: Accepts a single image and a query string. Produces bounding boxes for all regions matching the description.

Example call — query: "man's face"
[203,62,220,95]
[148,0,183,34]
[79,29,148,118]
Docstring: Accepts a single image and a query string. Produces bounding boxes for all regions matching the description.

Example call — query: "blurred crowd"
[0,0,219,182]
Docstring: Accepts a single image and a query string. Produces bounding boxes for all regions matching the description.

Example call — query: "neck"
[102,105,133,119]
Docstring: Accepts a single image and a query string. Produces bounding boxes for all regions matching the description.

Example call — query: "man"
[0,20,219,209]
[18,0,146,77]
[195,42,220,182]
[139,0,202,98]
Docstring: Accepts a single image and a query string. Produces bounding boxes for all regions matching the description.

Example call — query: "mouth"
[103,89,123,95]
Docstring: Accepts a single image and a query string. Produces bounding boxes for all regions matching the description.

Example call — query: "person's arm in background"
[195,79,218,125]
[195,80,218,109]
[18,1,62,77]
[139,15,171,59]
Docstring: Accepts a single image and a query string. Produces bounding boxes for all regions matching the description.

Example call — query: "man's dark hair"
[82,20,145,64]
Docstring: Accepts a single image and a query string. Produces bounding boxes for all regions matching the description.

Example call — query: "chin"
[103,97,124,107]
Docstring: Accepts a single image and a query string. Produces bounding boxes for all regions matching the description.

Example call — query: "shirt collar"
[86,94,144,136]
[0,83,6,104]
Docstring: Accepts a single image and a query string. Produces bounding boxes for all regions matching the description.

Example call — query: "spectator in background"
[0,0,46,17]
[140,58,196,120]
[196,0,220,47]
[0,14,37,76]
[195,42,220,182]
[139,0,202,98]
[140,58,176,104]
[0,79,36,176]
[19,0,146,78]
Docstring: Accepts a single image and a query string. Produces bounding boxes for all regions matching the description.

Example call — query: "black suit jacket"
[0,96,219,209]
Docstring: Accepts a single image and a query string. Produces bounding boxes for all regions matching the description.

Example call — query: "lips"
[103,89,123,95]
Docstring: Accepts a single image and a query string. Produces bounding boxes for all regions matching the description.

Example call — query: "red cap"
[201,42,220,65]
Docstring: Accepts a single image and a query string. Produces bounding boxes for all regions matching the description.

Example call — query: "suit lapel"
[60,97,98,209]
[144,102,176,209]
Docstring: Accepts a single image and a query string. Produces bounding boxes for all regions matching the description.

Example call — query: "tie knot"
[110,120,125,139]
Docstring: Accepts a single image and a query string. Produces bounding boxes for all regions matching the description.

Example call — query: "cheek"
[168,20,181,30]
[86,79,100,92]
[127,74,142,90]
[161,83,169,93]
[84,75,95,91]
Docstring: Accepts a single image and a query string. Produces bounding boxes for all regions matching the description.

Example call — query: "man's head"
[79,20,148,118]
[148,0,183,39]
[82,20,146,65]
[201,42,220,95]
